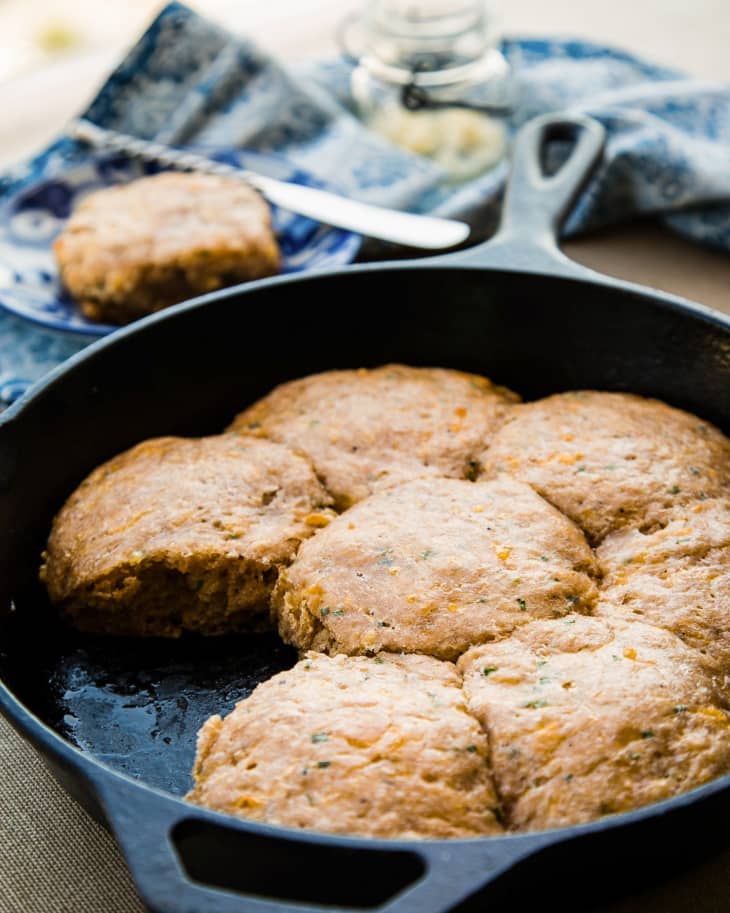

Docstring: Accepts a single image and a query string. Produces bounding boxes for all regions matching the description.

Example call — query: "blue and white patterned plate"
[0,149,361,336]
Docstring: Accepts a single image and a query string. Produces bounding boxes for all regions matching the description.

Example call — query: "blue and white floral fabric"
[2,0,729,404]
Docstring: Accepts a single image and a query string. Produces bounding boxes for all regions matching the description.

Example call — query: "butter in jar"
[346,0,512,181]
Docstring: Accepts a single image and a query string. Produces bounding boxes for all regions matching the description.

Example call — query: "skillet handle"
[90,769,553,913]
[446,112,606,275]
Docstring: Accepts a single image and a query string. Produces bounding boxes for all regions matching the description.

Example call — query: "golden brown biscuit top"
[230,364,520,508]
[597,496,730,571]
[54,172,275,270]
[274,476,598,659]
[187,651,503,839]
[480,391,730,544]
[458,615,730,830]
[42,434,333,602]
[595,497,730,671]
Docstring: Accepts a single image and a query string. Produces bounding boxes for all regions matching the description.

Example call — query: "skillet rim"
[2,255,730,429]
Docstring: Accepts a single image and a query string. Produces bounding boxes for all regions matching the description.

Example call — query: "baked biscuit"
[480,391,730,544]
[230,365,519,509]
[274,477,598,660]
[54,172,280,324]
[187,651,503,838]
[459,616,730,831]
[41,435,333,636]
[596,497,730,672]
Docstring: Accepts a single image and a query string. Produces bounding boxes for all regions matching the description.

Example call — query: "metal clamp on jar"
[341,0,513,181]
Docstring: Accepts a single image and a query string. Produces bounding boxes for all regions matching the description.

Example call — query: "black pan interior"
[1,264,729,799]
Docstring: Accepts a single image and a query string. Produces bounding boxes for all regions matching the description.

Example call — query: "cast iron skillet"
[1,113,730,913]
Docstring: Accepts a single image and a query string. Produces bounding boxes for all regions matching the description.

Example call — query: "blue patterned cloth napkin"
[2,0,730,405]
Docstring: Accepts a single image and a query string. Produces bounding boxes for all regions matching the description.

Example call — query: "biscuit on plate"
[53,172,280,324]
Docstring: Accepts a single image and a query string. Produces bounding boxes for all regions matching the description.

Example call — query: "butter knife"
[69,119,470,250]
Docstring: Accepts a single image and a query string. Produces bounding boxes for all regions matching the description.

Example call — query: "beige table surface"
[1,2,730,912]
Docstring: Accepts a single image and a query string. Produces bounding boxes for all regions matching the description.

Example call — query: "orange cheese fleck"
[305,513,331,528]
[697,706,729,725]
[556,452,585,465]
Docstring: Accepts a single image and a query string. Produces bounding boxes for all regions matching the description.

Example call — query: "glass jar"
[345,0,511,181]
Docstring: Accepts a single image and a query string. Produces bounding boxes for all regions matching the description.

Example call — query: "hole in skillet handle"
[91,768,551,913]
[442,112,606,273]
[173,818,425,908]
[537,121,592,178]
[500,114,607,239]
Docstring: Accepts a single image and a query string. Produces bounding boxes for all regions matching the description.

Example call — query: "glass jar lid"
[341,0,510,111]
